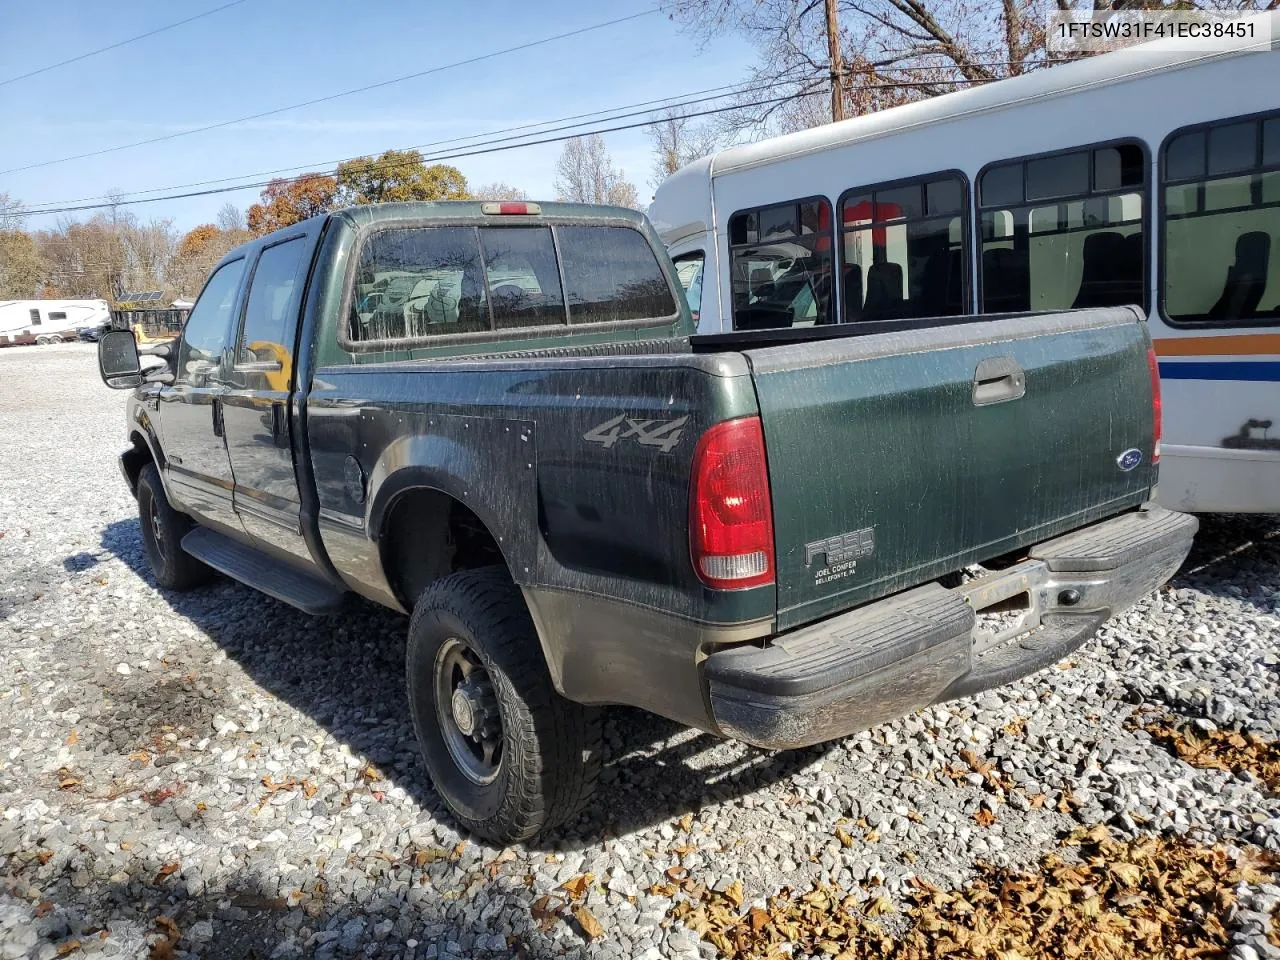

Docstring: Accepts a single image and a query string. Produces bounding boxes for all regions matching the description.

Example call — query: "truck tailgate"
[744,308,1157,631]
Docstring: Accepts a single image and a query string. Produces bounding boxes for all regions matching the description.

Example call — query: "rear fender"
[365,416,537,582]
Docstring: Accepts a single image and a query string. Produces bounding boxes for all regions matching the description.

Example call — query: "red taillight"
[690,416,775,590]
[480,201,541,216]
[1147,345,1162,464]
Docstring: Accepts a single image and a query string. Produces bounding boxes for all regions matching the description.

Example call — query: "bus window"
[838,172,968,322]
[1163,110,1280,327]
[727,198,834,330]
[672,251,705,323]
[979,141,1147,314]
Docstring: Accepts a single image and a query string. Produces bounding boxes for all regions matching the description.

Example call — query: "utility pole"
[825,0,845,123]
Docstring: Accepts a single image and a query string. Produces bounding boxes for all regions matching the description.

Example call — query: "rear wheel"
[136,464,214,590]
[35,335,49,346]
[406,568,601,844]
[48,334,62,344]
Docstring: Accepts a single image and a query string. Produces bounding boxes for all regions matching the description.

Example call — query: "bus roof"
[707,22,1272,178]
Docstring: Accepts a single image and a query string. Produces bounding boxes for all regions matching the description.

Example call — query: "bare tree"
[472,182,530,201]
[216,202,246,232]
[0,192,25,232]
[647,109,720,188]
[554,136,642,209]
[664,0,1272,136]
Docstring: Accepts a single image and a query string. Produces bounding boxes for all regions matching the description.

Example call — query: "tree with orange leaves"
[246,174,338,236]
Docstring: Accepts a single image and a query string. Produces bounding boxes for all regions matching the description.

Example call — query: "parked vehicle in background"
[96,200,1194,843]
[78,322,112,343]
[0,299,110,346]
[649,23,1278,514]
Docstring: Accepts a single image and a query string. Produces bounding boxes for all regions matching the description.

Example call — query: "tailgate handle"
[973,356,1025,406]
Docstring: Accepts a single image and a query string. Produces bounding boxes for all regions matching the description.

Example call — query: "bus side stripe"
[1153,333,1280,357]
[1157,361,1280,382]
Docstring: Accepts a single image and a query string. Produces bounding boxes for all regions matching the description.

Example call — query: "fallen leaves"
[561,873,593,899]
[666,830,1278,960]
[531,871,607,942]
[974,808,997,828]
[1137,712,1280,791]
[154,862,180,882]
[149,916,181,960]
[141,783,185,806]
[573,905,605,940]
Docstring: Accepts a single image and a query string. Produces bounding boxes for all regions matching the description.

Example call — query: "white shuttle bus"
[0,299,110,346]
[648,29,1279,514]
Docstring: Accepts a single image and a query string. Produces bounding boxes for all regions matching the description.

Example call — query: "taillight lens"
[1147,345,1162,464]
[690,416,775,589]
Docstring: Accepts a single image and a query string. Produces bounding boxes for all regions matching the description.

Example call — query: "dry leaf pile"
[1137,713,1280,792]
[666,828,1277,960]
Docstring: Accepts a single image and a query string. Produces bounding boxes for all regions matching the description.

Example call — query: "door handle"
[972,356,1025,406]
[212,397,225,438]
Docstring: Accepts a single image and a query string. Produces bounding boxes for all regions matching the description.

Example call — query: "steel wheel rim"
[146,495,167,564]
[433,637,503,785]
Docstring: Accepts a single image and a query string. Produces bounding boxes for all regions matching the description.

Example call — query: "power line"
[23,72,820,210]
[20,91,815,216]
[21,76,997,218]
[0,8,661,177]
[0,1,251,88]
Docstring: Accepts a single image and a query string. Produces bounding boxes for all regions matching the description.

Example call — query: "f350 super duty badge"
[805,527,875,585]
[584,414,689,453]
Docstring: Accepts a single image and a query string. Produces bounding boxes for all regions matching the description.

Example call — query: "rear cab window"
[345,219,678,347]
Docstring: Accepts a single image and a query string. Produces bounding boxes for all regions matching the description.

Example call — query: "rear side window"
[347,223,675,343]
[727,197,834,330]
[978,141,1147,314]
[1162,110,1280,327]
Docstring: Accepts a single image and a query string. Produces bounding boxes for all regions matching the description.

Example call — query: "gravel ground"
[1,342,1278,959]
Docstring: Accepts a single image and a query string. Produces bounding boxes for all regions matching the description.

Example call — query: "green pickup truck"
[97,200,1196,842]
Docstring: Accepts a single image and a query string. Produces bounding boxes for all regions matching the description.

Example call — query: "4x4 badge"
[584,414,688,453]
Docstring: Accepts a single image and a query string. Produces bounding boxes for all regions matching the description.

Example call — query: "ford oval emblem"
[1116,448,1143,472]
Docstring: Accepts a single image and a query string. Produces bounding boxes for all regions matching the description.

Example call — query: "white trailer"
[0,300,111,346]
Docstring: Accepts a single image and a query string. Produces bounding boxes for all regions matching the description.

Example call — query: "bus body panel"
[650,30,1279,513]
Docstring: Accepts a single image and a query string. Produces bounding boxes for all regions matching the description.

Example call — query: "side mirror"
[98,330,142,389]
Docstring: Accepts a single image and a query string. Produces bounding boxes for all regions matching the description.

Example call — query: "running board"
[181,527,348,615]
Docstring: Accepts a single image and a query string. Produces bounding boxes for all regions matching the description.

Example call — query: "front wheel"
[406,568,601,844]
[136,464,214,590]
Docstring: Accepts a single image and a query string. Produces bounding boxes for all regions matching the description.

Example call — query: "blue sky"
[0,0,754,232]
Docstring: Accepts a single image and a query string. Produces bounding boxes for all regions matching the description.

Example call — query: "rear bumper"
[705,504,1197,749]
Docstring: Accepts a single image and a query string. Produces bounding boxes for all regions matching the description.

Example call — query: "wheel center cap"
[451,688,476,736]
